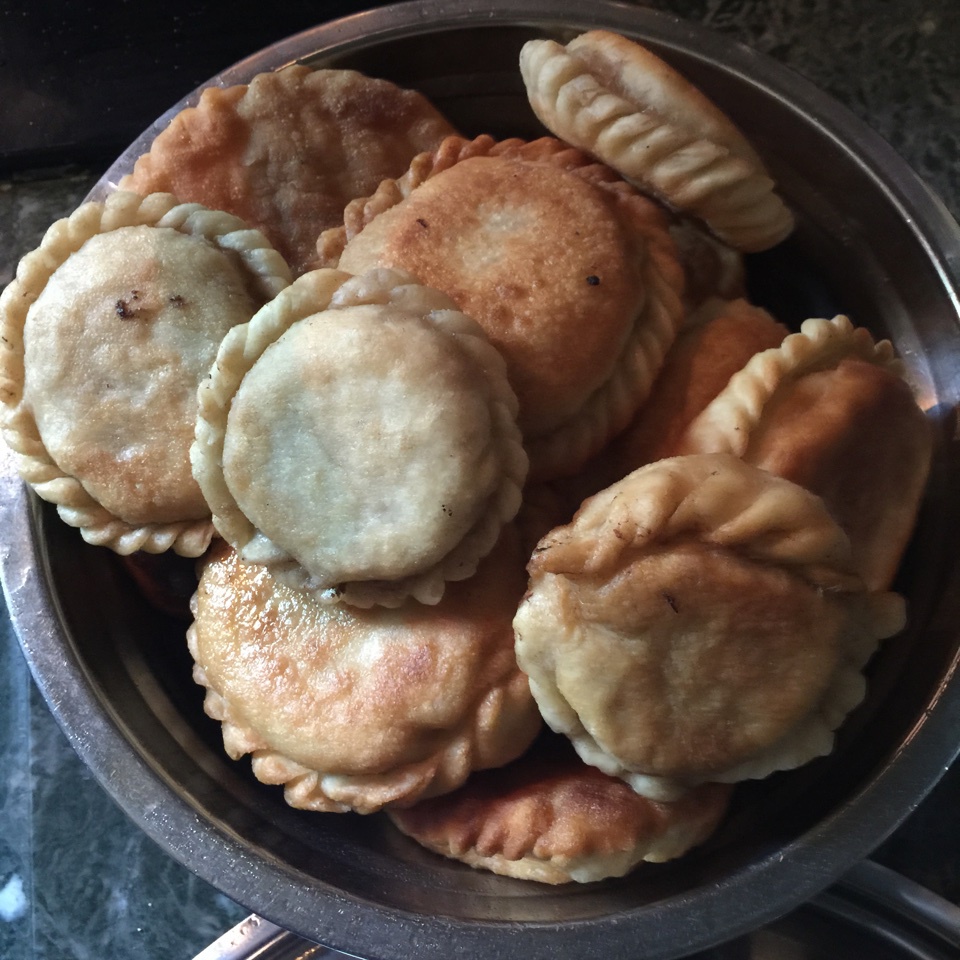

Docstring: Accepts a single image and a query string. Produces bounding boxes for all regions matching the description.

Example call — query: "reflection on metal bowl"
[3,2,960,959]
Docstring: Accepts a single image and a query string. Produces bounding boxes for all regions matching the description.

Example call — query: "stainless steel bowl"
[4,2,960,959]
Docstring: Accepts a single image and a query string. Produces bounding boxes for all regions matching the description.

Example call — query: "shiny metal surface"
[3,2,960,959]
[194,860,960,960]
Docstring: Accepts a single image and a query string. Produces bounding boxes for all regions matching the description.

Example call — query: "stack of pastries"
[0,29,932,885]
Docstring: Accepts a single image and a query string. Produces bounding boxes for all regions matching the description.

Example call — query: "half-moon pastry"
[192,266,528,607]
[188,531,541,814]
[120,65,457,275]
[389,733,732,884]
[319,134,685,480]
[519,30,794,252]
[513,454,906,800]
[0,190,291,556]
[679,315,932,590]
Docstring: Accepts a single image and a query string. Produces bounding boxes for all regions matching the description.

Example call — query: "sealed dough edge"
[0,189,292,557]
[192,265,529,607]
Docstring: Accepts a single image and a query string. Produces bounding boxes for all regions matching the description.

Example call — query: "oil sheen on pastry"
[188,531,541,814]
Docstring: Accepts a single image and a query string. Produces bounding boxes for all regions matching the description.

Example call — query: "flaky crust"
[188,533,541,814]
[192,266,527,606]
[120,65,457,275]
[0,190,290,556]
[513,454,906,799]
[319,134,685,480]
[389,735,732,884]
[519,31,794,252]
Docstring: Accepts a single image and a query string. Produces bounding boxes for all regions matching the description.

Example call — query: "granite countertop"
[1,1,959,958]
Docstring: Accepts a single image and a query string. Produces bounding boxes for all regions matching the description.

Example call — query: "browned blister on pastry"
[389,733,732,884]
[0,190,291,556]
[120,65,457,275]
[514,454,906,800]
[520,30,794,252]
[319,134,685,480]
[188,529,541,814]
[679,315,933,590]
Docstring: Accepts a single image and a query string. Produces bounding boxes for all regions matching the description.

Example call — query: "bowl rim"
[4,2,960,958]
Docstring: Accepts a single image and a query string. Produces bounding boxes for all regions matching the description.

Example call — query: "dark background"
[0,0,396,173]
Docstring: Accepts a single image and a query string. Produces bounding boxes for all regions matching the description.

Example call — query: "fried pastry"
[188,531,541,814]
[120,65,457,275]
[601,297,789,474]
[513,454,906,800]
[519,30,794,252]
[0,190,291,556]
[668,219,746,314]
[318,134,685,480]
[679,315,932,589]
[192,266,527,607]
[389,733,732,884]
[536,296,788,517]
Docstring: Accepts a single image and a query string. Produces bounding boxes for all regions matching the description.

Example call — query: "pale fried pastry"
[120,65,457,275]
[678,315,931,589]
[389,733,732,884]
[188,530,541,814]
[0,190,291,556]
[319,134,685,480]
[513,454,906,800]
[192,266,527,607]
[519,31,794,252]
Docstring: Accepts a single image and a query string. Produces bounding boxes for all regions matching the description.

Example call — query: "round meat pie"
[389,733,732,884]
[519,30,794,252]
[679,315,933,590]
[120,65,457,275]
[188,530,541,814]
[318,134,686,481]
[513,454,906,800]
[0,190,291,556]
[192,266,528,607]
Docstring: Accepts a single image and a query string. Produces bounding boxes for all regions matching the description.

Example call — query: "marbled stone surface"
[1,1,958,958]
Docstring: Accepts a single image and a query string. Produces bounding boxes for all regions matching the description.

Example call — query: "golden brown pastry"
[0,190,291,556]
[188,530,541,814]
[519,30,794,252]
[318,134,686,480]
[513,454,906,800]
[679,315,932,589]
[531,296,788,521]
[600,297,789,474]
[120,65,457,275]
[191,266,527,607]
[389,733,732,884]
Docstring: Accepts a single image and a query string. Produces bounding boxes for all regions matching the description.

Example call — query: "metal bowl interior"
[4,2,960,959]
